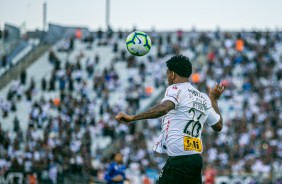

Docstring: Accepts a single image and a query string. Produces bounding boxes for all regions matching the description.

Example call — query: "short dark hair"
[166,55,192,78]
[111,152,121,160]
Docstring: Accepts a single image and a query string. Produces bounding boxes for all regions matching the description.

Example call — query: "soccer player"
[115,55,224,184]
[104,152,126,184]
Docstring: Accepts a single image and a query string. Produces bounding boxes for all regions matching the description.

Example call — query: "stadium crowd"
[0,28,282,183]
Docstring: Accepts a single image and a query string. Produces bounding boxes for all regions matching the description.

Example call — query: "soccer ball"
[126,31,151,56]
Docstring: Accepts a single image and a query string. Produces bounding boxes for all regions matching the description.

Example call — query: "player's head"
[166,55,192,85]
[111,152,123,164]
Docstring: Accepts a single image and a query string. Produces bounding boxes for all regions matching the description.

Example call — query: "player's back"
[160,82,213,156]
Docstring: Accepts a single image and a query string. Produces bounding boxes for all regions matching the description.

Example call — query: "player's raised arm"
[207,83,225,132]
[115,100,175,123]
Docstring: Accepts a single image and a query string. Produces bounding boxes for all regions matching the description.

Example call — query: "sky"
[0,0,282,31]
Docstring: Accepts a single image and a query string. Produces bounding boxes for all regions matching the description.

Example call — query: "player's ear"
[172,71,175,79]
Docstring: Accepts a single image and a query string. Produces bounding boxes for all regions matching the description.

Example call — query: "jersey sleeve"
[161,85,182,108]
[202,93,220,126]
[120,165,126,180]
[206,107,220,126]
[104,163,114,181]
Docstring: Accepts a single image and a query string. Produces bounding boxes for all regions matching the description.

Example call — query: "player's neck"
[173,78,189,84]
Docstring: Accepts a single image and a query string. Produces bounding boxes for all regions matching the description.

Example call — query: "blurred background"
[0,0,282,183]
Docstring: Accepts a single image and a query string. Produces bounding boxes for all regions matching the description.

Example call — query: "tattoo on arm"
[133,100,175,121]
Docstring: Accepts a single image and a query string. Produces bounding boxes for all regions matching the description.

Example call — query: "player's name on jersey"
[187,89,209,111]
[192,101,207,112]
[188,89,204,98]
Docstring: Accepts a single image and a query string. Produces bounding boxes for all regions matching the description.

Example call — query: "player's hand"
[208,82,225,99]
[112,174,124,182]
[115,112,135,123]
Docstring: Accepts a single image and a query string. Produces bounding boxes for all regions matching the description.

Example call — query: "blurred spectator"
[41,78,47,91]
[204,164,217,184]
[118,30,123,40]
[49,73,56,91]
[86,57,94,77]
[177,29,183,43]
[1,55,7,68]
[104,153,126,184]
[113,42,118,53]
[95,54,100,65]
[20,70,27,85]
[13,116,20,132]
[69,37,74,50]
[97,28,103,39]
[107,26,113,39]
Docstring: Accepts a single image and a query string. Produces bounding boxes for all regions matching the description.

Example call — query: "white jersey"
[153,82,220,156]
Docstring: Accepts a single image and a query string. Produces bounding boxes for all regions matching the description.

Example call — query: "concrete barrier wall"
[0,44,50,90]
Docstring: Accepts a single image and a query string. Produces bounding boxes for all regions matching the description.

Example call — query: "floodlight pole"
[106,0,110,30]
[43,1,47,31]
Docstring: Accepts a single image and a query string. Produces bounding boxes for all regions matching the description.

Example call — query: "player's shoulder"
[167,83,183,90]
[165,84,182,96]
[166,82,190,91]
[109,162,116,167]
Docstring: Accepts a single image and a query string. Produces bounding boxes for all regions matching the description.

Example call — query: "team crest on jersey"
[172,86,178,90]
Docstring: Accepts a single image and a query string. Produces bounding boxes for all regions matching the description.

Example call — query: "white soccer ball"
[126,31,152,56]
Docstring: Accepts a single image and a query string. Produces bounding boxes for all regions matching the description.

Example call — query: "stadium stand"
[0,27,282,184]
